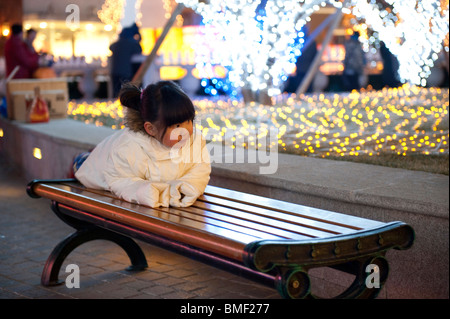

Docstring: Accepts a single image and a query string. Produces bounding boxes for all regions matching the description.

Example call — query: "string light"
[176,0,343,97]
[98,0,125,28]
[350,0,449,86]
[68,85,449,157]
[162,0,184,26]
[176,0,448,93]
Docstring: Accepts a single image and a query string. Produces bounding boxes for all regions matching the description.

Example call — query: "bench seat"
[27,179,414,299]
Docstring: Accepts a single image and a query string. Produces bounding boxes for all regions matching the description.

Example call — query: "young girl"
[74,81,211,208]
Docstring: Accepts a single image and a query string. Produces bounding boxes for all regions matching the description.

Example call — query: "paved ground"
[0,157,280,300]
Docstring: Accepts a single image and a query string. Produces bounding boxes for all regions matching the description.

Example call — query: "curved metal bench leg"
[41,227,148,286]
[333,256,389,299]
[274,255,389,299]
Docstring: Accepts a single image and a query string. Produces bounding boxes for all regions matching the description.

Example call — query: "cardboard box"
[6,78,69,121]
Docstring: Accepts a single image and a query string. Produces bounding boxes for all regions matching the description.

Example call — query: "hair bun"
[119,83,142,111]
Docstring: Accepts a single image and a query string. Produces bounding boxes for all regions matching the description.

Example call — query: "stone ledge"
[209,154,448,219]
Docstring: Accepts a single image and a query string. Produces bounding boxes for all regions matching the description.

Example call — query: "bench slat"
[196,196,352,238]
[56,183,290,241]
[33,183,251,261]
[203,185,385,230]
[66,182,348,240]
[164,205,314,240]
[192,200,335,239]
[61,182,324,240]
[63,182,383,237]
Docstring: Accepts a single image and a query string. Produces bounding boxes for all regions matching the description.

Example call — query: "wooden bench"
[27,178,415,299]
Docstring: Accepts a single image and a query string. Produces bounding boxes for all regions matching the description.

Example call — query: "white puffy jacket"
[75,128,211,208]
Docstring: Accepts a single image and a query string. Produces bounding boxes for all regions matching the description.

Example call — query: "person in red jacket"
[5,24,39,79]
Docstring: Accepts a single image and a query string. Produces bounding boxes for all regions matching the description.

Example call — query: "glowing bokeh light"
[98,0,125,27]
[175,0,449,93]
[176,0,343,96]
[68,85,449,158]
[350,0,449,86]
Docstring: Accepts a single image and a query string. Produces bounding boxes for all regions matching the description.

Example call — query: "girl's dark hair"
[119,81,195,136]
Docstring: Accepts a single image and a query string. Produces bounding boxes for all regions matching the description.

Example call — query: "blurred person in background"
[342,31,366,91]
[4,24,39,79]
[109,26,142,98]
[24,28,37,54]
[379,41,401,88]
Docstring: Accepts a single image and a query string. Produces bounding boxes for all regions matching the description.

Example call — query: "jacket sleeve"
[103,148,171,208]
[108,176,170,208]
[169,137,211,207]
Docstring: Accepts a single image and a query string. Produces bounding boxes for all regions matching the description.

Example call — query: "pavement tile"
[140,284,175,297]
[154,275,187,287]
